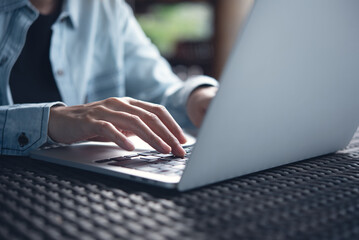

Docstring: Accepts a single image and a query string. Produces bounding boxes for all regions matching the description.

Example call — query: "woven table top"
[1,131,359,240]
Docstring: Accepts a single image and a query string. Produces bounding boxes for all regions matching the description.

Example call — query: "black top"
[9,12,62,104]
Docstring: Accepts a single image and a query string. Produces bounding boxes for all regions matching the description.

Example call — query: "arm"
[4,1,217,157]
[1,1,187,157]
[120,2,218,128]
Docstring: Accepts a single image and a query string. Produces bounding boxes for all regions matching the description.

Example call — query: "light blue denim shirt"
[0,0,218,156]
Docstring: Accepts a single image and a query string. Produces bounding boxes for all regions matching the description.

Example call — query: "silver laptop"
[30,0,359,191]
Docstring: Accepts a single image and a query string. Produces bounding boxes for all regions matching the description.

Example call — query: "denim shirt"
[0,0,218,156]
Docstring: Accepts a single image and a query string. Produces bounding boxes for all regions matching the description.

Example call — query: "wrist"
[187,86,217,108]
[48,105,66,142]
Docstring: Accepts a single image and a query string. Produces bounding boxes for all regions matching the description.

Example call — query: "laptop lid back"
[179,0,359,191]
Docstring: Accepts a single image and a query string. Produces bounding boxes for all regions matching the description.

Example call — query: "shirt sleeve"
[0,102,65,156]
[120,2,218,128]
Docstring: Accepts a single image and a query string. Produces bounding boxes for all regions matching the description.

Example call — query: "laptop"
[30,0,359,191]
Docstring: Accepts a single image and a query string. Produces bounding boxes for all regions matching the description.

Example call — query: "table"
[1,131,359,240]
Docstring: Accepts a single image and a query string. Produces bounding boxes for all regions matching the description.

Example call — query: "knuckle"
[129,115,142,124]
[93,105,106,112]
[84,109,95,119]
[95,121,112,135]
[153,104,167,113]
[121,97,133,104]
[99,121,110,128]
[86,106,106,118]
[143,131,160,144]
[104,97,131,108]
[105,97,119,105]
[117,98,132,107]
[144,113,159,123]
[83,114,94,123]
[148,134,159,144]
[97,121,110,130]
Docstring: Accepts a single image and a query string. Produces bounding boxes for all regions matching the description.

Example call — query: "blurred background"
[125,0,254,81]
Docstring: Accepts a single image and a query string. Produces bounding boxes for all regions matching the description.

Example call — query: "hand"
[186,86,218,128]
[48,97,187,157]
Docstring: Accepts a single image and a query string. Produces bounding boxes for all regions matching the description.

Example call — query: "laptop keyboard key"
[95,159,113,164]
[110,157,132,162]
[108,159,146,167]
[156,153,173,158]
[139,156,161,161]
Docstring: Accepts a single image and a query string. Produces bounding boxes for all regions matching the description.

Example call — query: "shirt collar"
[60,0,79,29]
[0,0,28,12]
[0,0,79,29]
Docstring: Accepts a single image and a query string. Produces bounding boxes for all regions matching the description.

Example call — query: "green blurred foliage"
[137,3,213,57]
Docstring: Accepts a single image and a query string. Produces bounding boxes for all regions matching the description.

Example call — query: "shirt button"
[57,69,64,76]
[18,132,29,147]
[0,56,8,66]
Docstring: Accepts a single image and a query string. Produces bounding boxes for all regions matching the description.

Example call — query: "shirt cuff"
[0,102,65,156]
[163,75,218,128]
[183,75,219,106]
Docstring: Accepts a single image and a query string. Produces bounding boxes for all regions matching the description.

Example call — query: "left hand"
[186,86,218,127]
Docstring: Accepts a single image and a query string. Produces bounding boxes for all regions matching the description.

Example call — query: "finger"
[99,99,185,156]
[92,120,135,151]
[127,98,187,144]
[118,113,176,155]
[118,105,186,157]
[121,130,135,137]
[87,131,134,142]
[86,105,174,154]
[97,110,174,155]
[87,136,111,142]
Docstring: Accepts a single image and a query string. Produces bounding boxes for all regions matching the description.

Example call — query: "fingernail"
[160,143,171,153]
[174,145,186,158]
[124,139,135,151]
[176,130,187,143]
[179,134,187,144]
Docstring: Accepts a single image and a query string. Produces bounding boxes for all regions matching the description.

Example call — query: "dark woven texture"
[1,132,359,240]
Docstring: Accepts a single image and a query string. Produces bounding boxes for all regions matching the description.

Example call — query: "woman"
[0,0,218,157]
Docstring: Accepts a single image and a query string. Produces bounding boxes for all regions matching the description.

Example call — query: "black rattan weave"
[1,131,359,240]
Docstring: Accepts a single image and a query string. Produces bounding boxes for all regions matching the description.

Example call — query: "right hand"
[48,97,187,157]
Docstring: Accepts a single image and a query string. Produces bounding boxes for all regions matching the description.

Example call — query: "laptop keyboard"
[95,146,193,176]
